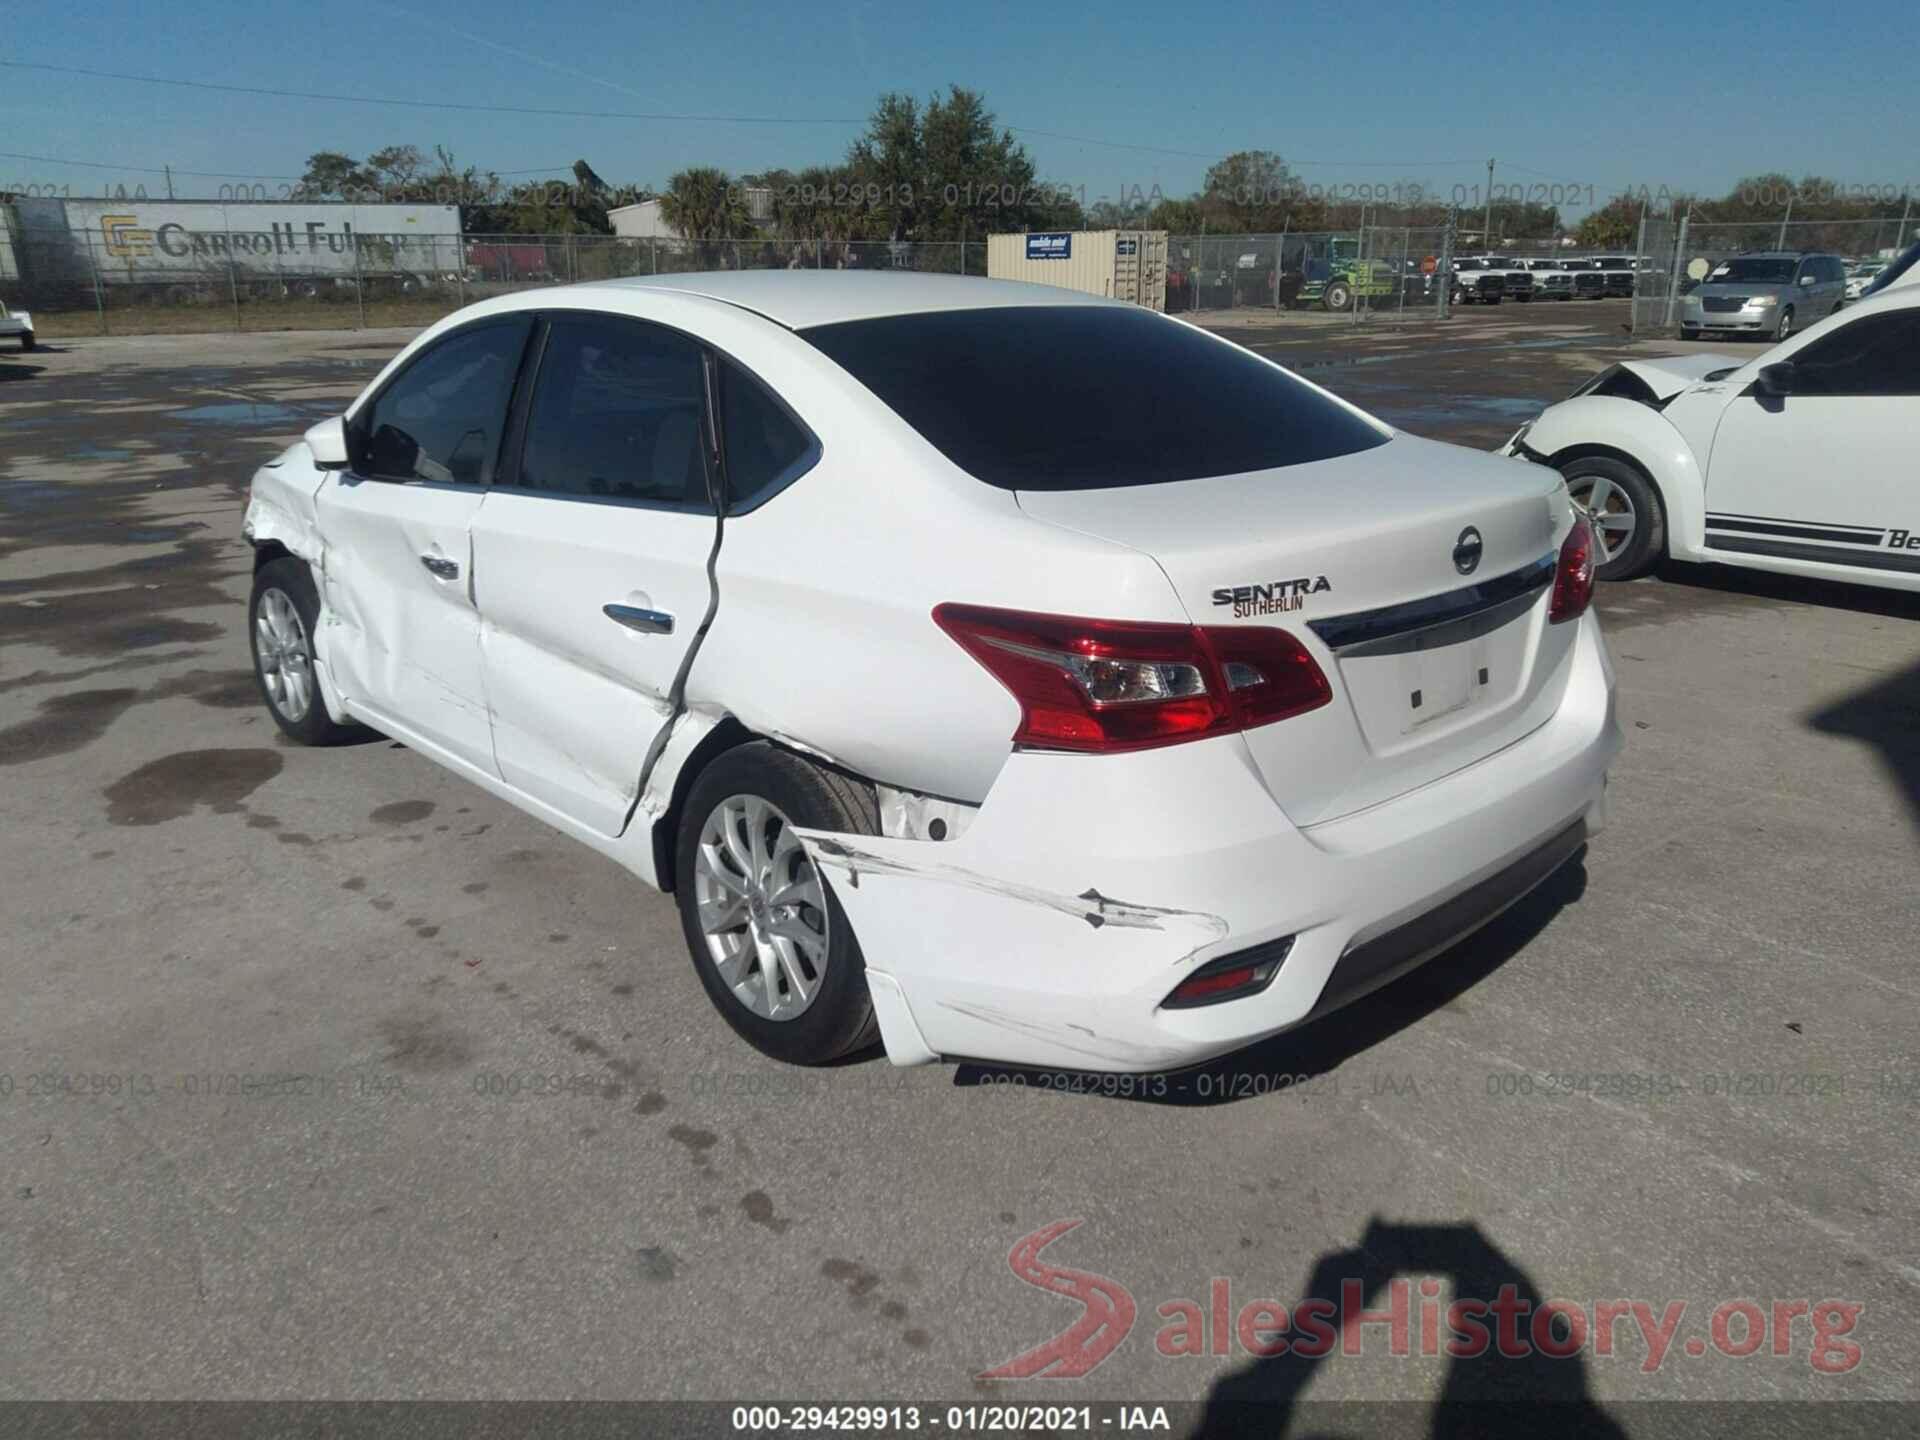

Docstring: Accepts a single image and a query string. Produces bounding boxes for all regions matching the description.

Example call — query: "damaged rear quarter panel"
[792,738,1313,1069]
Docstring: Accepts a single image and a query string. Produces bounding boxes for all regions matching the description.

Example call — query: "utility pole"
[1778,193,1794,249]
[1897,190,1912,251]
[165,165,175,201]
[1483,158,1495,251]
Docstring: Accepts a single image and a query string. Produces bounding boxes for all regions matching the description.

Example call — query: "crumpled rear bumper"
[802,612,1620,1072]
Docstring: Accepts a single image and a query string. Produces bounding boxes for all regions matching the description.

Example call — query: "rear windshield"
[799,305,1387,490]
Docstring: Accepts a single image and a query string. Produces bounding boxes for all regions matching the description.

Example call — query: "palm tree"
[657,167,752,267]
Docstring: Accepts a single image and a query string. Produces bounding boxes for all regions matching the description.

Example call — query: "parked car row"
[1449,255,1638,305]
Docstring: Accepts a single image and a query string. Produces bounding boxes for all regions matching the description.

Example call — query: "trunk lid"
[1015,433,1578,825]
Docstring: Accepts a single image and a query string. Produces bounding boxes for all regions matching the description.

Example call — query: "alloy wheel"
[1567,475,1638,563]
[693,794,831,1021]
[254,587,313,722]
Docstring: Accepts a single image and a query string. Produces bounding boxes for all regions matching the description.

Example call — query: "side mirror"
[1798,273,1816,286]
[305,415,350,470]
[1756,361,1797,397]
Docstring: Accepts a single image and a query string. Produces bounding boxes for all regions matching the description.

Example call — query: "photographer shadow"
[1196,1218,1628,1439]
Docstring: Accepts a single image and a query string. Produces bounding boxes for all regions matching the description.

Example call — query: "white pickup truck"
[0,297,34,351]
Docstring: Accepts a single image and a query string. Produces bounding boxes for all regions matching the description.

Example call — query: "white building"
[607,199,680,241]
[608,188,775,242]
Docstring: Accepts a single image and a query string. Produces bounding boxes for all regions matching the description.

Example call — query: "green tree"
[845,92,924,241]
[1574,194,1641,250]
[658,166,754,263]
[299,152,374,200]
[1198,151,1302,232]
[366,145,423,193]
[1486,199,1561,242]
[841,86,1077,251]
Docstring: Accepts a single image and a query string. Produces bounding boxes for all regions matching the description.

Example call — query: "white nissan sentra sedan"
[242,273,1620,1072]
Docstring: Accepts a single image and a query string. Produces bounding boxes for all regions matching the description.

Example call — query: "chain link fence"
[1164,227,1458,322]
[37,211,1881,338]
[1631,216,1915,336]
[4,227,989,337]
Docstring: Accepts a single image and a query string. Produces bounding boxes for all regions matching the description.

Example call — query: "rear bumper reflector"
[1161,935,1296,1009]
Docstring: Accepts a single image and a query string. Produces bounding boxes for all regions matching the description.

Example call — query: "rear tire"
[1559,456,1664,582]
[674,742,882,1066]
[249,557,364,745]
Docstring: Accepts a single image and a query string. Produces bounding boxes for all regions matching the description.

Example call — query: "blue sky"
[2,0,1913,218]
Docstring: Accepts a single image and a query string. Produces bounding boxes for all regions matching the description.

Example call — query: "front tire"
[1560,456,1664,581]
[19,330,35,351]
[674,742,882,1065]
[249,557,362,744]
[1773,306,1795,342]
[1323,281,1353,312]
[1680,326,1701,340]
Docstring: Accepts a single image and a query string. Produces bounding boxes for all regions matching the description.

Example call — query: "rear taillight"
[1548,511,1596,623]
[932,604,1331,754]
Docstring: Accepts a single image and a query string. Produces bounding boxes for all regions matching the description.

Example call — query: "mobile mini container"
[987,230,1168,310]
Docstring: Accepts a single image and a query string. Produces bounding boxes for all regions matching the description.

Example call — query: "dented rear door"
[471,312,716,838]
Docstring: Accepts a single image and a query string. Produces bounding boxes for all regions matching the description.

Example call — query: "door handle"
[420,554,460,580]
[604,603,674,635]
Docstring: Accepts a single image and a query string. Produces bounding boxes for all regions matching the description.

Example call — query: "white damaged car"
[243,273,1619,1071]
[1507,283,1920,588]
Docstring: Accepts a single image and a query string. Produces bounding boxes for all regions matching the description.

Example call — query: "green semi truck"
[1287,237,1400,311]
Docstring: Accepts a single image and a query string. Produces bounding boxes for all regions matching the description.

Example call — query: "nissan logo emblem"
[1453,526,1484,575]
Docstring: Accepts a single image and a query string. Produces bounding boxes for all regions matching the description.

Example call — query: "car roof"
[537,271,1125,330]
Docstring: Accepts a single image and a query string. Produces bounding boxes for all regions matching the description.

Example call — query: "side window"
[1789,311,1920,396]
[719,360,818,513]
[517,313,710,507]
[358,318,530,484]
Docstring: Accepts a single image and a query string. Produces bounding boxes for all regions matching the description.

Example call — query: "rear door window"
[514,313,710,508]
[718,359,819,513]
[800,305,1387,492]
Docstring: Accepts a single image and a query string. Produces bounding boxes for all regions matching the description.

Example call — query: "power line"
[0,59,1480,170]
[1,148,583,184]
[0,61,869,126]
[2,150,303,180]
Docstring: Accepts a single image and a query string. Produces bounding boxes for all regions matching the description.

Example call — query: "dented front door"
[470,312,716,838]
[314,475,494,771]
[313,314,535,774]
